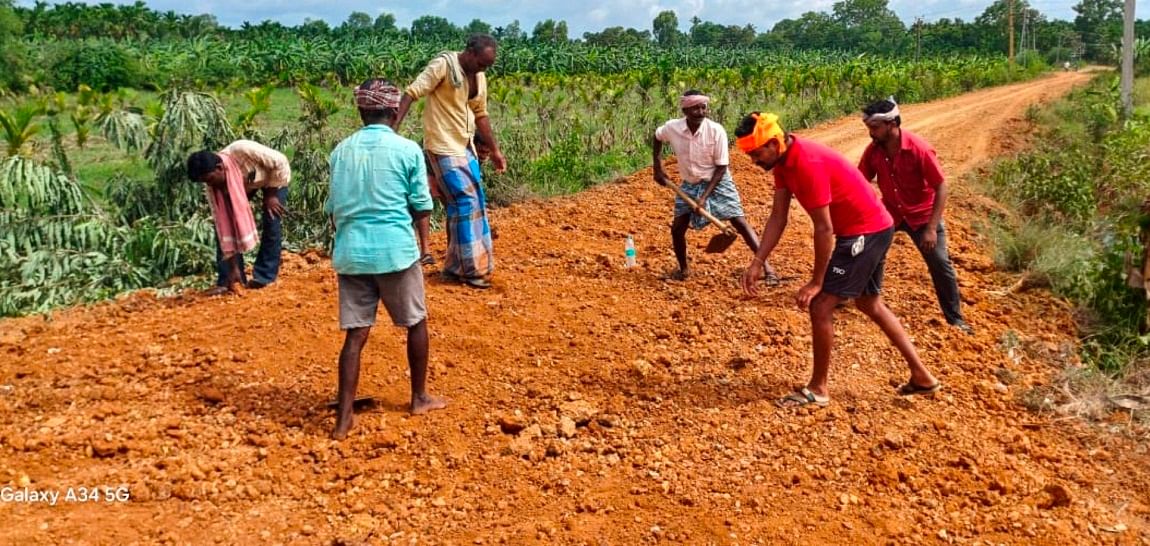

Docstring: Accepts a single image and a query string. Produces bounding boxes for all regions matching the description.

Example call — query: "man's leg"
[406,319,447,414]
[214,235,229,288]
[729,216,760,252]
[671,213,690,277]
[854,295,938,388]
[807,292,843,398]
[908,223,966,327]
[333,326,370,440]
[252,187,287,287]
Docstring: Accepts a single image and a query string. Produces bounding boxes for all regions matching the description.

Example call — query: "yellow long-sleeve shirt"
[404,52,488,157]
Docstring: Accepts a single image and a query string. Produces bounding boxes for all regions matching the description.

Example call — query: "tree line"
[5,0,1140,56]
[0,0,1144,93]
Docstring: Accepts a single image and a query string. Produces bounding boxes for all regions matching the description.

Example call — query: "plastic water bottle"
[624,235,637,268]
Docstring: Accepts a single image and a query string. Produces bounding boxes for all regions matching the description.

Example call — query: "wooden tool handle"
[668,185,735,234]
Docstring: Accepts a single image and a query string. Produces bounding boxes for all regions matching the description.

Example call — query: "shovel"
[668,185,739,253]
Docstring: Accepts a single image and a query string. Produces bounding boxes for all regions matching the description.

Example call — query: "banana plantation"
[0,31,1048,316]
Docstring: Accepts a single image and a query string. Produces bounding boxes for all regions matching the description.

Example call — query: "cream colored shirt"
[220,140,291,192]
[654,118,730,183]
[405,52,489,157]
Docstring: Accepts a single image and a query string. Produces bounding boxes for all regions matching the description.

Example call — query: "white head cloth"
[863,96,900,122]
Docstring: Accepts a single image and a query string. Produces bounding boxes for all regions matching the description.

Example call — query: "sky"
[16,0,1142,36]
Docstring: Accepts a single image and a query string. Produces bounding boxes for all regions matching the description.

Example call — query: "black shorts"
[822,227,894,298]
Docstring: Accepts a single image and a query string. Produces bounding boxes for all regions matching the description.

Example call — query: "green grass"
[982,74,1150,373]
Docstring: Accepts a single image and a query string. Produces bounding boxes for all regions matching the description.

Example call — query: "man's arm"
[261,186,286,219]
[406,147,435,216]
[807,205,834,286]
[795,205,834,309]
[919,146,947,250]
[698,164,727,204]
[393,94,415,130]
[857,146,877,182]
[651,135,670,186]
[474,115,506,173]
[394,57,446,130]
[927,181,948,231]
[742,186,792,296]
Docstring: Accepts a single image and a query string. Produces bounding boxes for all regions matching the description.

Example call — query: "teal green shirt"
[326,125,432,275]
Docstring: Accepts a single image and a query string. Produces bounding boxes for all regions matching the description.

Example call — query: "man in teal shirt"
[325,79,448,440]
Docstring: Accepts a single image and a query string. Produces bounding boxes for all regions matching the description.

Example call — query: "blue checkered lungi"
[673,174,747,230]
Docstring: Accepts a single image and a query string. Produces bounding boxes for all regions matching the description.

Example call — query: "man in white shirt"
[652,90,776,281]
[186,140,291,293]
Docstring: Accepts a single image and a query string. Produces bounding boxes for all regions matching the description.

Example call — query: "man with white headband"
[859,98,971,334]
[325,78,448,440]
[652,89,776,281]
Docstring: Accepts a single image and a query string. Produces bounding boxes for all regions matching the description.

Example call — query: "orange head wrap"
[736,112,787,155]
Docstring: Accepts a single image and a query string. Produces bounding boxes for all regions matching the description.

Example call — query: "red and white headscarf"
[355,80,401,111]
[681,94,710,109]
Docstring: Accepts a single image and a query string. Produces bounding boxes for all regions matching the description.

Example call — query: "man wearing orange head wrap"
[652,90,776,281]
[734,112,940,408]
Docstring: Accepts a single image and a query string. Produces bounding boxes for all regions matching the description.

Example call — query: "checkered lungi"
[673,174,747,230]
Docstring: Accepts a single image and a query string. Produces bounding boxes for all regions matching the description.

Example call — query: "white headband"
[863,97,899,122]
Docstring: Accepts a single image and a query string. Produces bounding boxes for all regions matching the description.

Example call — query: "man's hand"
[919,225,938,252]
[491,150,508,173]
[741,259,764,297]
[696,193,711,212]
[264,192,286,219]
[796,281,823,310]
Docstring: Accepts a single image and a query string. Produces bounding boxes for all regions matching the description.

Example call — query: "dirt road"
[3,71,1148,545]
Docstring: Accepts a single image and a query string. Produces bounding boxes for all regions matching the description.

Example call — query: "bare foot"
[410,394,448,415]
[228,282,246,297]
[331,414,355,440]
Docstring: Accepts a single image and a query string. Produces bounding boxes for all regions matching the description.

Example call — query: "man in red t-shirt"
[858,98,970,334]
[735,112,940,407]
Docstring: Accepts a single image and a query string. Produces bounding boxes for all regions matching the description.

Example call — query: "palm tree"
[0,103,44,157]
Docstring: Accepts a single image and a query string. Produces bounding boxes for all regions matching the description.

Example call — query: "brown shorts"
[337,264,427,329]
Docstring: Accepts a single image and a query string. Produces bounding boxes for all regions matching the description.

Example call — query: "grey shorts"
[338,264,427,329]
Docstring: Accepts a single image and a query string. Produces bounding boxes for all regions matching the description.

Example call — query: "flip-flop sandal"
[764,272,782,287]
[896,381,942,396]
[776,387,830,408]
[419,253,437,266]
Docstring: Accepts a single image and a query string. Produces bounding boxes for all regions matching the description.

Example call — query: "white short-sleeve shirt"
[654,118,730,183]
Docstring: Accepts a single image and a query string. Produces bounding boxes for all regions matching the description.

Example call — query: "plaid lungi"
[673,174,747,230]
[427,150,495,279]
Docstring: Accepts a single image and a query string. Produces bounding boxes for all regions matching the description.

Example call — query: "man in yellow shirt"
[394,34,506,289]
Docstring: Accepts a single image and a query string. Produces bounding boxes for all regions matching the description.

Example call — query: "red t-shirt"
[858,129,945,229]
[773,136,893,237]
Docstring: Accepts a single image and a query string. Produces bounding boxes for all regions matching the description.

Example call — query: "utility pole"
[1121,0,1135,120]
[1008,0,1015,66]
[915,16,923,63]
[1019,11,1028,57]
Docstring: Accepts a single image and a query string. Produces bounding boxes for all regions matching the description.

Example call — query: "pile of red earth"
[2,71,1147,544]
